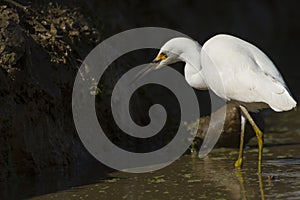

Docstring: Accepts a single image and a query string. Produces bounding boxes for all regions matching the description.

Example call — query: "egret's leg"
[235,115,246,169]
[240,106,263,174]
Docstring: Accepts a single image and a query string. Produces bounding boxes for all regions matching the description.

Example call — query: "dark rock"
[190,103,264,152]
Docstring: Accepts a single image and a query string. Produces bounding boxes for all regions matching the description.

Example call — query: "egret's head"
[133,37,199,82]
[151,37,187,68]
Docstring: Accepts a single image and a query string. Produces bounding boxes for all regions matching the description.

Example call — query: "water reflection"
[28,151,271,200]
[235,171,247,200]
[2,110,300,199]
[190,150,265,200]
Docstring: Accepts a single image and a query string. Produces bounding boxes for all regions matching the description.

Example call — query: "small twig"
[3,0,29,12]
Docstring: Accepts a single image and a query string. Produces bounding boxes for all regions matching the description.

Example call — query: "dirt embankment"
[0,2,99,179]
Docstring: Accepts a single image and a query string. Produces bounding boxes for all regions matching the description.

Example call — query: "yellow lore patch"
[156,52,167,61]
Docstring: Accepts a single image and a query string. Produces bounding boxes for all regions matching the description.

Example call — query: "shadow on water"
[25,143,300,200]
[1,109,300,200]
[0,160,114,200]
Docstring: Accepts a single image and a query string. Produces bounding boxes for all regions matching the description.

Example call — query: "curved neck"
[180,46,207,90]
[184,62,207,90]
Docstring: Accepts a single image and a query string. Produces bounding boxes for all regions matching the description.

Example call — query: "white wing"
[201,34,296,112]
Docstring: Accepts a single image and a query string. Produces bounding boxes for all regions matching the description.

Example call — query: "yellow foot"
[234,157,243,169]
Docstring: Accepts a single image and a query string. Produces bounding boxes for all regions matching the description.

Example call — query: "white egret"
[146,34,297,173]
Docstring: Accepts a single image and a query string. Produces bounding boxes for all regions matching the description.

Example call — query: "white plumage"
[148,34,297,172]
[201,34,296,112]
[154,34,296,112]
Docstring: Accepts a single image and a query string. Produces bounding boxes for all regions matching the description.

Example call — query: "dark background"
[1,0,300,199]
[82,0,299,100]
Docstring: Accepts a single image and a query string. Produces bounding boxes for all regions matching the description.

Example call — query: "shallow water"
[30,146,300,200]
[3,110,300,200]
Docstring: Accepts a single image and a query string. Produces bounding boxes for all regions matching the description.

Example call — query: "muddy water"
[25,109,300,200]
[29,148,300,200]
[0,109,298,200]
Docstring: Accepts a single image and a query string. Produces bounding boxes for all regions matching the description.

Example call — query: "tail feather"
[263,86,297,112]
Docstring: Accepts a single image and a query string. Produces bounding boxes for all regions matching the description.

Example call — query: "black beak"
[151,58,161,64]
[131,63,157,85]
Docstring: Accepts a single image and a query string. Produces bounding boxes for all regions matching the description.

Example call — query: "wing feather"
[202,34,296,112]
